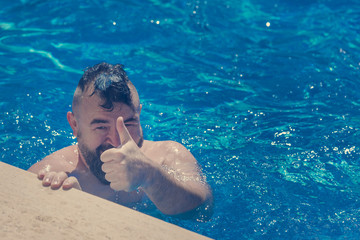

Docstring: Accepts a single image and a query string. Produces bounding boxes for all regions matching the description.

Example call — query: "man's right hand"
[38,169,82,190]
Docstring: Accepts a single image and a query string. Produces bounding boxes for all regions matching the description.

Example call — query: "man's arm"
[100,117,213,216]
[141,141,213,216]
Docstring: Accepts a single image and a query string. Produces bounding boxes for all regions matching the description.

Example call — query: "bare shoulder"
[28,145,79,174]
[142,140,197,166]
[142,140,191,154]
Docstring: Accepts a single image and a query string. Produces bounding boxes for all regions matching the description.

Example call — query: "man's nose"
[105,128,121,147]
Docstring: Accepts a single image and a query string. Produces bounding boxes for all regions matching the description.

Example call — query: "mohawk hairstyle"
[74,62,135,111]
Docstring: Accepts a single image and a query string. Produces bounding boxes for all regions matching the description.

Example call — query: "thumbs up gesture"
[100,117,152,192]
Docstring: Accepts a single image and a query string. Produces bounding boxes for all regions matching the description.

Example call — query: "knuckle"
[101,164,107,172]
[110,182,121,191]
[110,182,116,190]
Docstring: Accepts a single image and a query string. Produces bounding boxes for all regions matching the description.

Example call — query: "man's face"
[73,93,143,184]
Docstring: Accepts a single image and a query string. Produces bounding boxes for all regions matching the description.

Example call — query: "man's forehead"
[78,94,135,116]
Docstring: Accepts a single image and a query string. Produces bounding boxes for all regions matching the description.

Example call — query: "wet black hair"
[74,62,134,111]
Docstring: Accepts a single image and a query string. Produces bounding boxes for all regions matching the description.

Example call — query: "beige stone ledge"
[0,162,211,240]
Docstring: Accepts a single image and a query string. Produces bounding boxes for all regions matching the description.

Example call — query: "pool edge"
[0,161,212,240]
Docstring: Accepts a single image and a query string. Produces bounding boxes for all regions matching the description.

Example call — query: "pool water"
[1,0,360,239]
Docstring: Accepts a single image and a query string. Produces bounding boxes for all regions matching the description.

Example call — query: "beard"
[77,129,144,185]
[78,141,113,185]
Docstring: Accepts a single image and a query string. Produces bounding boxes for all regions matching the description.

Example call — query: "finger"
[50,172,68,190]
[100,148,120,163]
[104,169,123,182]
[104,172,115,182]
[110,181,130,192]
[38,168,48,180]
[42,172,56,186]
[63,177,82,190]
[102,161,113,173]
[116,117,132,146]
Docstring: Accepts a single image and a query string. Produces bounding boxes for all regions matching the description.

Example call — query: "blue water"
[2,0,360,239]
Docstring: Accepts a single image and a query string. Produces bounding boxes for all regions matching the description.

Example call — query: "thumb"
[117,117,132,145]
[63,176,82,190]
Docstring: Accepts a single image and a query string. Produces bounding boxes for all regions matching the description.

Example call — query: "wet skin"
[29,93,212,216]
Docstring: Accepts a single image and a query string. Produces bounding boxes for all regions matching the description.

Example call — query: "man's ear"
[67,111,78,137]
[139,104,142,114]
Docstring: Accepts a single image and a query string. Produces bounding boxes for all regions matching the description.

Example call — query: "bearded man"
[28,62,212,217]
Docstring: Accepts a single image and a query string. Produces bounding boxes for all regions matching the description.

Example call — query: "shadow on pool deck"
[0,162,211,240]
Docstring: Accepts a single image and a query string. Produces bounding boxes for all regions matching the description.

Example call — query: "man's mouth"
[98,145,114,156]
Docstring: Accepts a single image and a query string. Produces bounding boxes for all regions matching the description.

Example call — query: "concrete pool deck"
[0,162,211,240]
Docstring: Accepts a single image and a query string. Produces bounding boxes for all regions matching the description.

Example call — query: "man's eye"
[96,126,107,130]
[125,120,137,126]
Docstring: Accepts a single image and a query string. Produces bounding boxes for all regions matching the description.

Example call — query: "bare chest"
[69,169,143,204]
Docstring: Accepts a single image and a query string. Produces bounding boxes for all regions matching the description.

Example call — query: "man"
[28,62,212,217]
